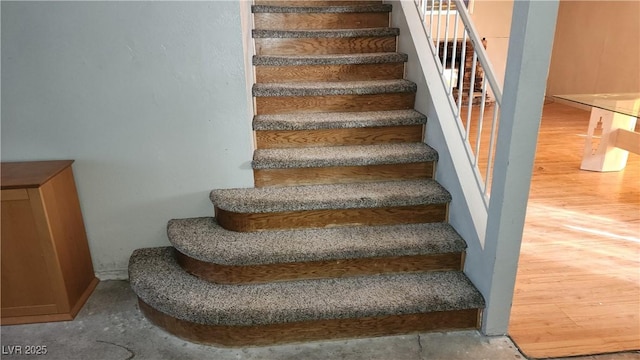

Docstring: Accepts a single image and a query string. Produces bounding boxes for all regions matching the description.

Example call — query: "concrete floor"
[1,281,638,360]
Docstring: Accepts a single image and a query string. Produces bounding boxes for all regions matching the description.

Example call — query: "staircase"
[128,0,484,346]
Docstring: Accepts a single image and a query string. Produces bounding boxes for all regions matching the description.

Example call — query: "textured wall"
[1,1,254,278]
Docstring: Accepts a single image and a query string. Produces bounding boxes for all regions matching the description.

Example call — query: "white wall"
[429,1,513,95]
[1,1,254,279]
[546,0,640,95]
[471,0,513,96]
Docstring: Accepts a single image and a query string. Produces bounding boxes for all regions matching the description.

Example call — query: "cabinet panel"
[1,196,58,316]
[1,189,28,201]
[40,167,95,309]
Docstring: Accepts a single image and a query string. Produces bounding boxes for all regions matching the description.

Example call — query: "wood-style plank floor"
[508,102,640,358]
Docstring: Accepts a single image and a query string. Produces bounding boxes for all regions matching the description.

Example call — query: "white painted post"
[481,0,559,335]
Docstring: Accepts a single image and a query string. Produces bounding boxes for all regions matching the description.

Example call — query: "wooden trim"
[256,63,404,83]
[0,304,59,319]
[0,275,95,325]
[68,277,99,319]
[0,277,96,324]
[254,12,389,30]
[255,37,396,55]
[0,312,74,326]
[176,250,465,284]
[255,1,383,5]
[215,204,448,232]
[255,125,424,148]
[1,160,74,189]
[1,189,29,201]
[138,298,481,347]
[27,187,71,313]
[255,93,415,115]
[39,167,97,313]
[614,128,640,154]
[254,162,433,187]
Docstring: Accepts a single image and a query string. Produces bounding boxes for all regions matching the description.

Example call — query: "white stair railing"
[399,0,559,333]
[415,0,503,202]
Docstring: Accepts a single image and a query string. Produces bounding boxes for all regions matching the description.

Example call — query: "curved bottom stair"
[129,247,484,346]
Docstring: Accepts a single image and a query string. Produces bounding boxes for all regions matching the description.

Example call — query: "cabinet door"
[1,189,59,318]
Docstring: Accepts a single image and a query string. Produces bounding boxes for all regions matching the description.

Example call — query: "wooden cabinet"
[1,160,98,325]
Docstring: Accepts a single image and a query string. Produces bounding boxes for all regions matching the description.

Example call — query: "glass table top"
[554,93,640,117]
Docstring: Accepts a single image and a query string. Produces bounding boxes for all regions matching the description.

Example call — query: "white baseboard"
[95,268,128,281]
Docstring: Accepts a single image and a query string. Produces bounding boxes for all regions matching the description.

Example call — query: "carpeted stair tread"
[253,143,437,169]
[252,4,392,13]
[168,217,466,266]
[253,79,416,97]
[253,110,426,131]
[210,179,451,213]
[253,53,408,66]
[129,247,485,326]
[253,28,399,39]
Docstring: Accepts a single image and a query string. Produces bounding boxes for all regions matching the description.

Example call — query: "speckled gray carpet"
[252,28,399,39]
[129,247,484,326]
[168,217,466,265]
[252,79,417,97]
[252,143,437,169]
[209,179,451,213]
[252,4,392,13]
[253,109,426,131]
[253,53,408,66]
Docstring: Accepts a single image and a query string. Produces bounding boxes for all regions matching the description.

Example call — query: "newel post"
[481,0,559,335]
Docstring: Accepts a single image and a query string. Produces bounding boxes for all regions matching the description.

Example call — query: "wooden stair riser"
[255,1,383,6]
[176,250,464,285]
[254,162,434,187]
[255,93,415,115]
[255,37,396,55]
[254,12,389,30]
[256,63,404,83]
[255,125,424,148]
[139,299,480,347]
[215,204,448,232]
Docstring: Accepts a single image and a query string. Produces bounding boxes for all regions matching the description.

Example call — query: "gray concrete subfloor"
[0,281,637,360]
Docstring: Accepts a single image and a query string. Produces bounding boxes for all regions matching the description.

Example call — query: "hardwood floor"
[508,102,640,358]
